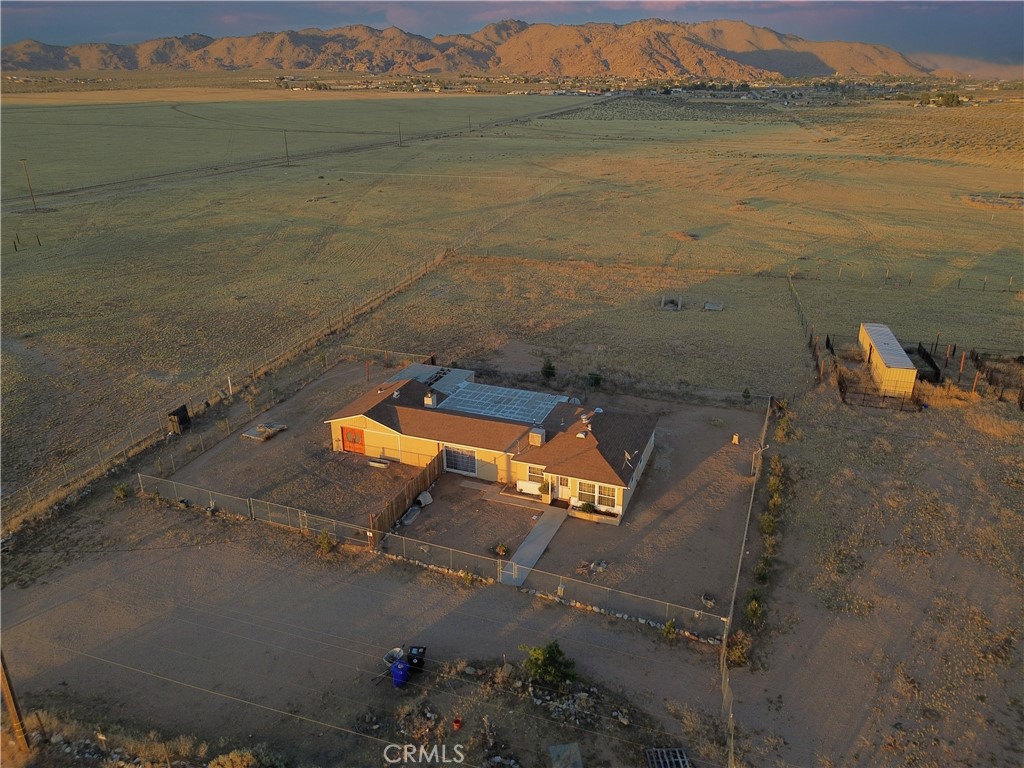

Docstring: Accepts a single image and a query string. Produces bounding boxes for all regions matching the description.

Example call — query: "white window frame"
[443,446,477,476]
[528,466,544,483]
[598,485,617,508]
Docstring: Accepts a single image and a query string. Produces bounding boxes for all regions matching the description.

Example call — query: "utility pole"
[283,130,290,167]
[1,652,30,753]
[398,122,402,147]
[19,159,37,212]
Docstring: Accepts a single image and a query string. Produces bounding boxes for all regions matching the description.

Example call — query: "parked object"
[241,423,288,442]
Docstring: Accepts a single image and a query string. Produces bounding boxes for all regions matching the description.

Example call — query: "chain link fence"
[135,474,727,640]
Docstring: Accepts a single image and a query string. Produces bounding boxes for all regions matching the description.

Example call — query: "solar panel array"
[438,382,565,424]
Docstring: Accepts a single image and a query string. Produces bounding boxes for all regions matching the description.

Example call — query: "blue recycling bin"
[391,659,410,688]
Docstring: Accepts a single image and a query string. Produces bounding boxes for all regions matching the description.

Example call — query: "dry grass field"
[3,92,1019,493]
[2,85,1022,767]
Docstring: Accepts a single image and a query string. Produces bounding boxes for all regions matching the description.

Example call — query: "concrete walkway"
[499,507,568,586]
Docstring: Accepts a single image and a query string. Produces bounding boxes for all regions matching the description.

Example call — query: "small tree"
[541,358,556,382]
[742,387,751,404]
[520,640,577,688]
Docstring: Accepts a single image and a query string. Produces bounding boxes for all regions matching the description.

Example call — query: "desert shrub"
[520,640,577,688]
[769,454,784,478]
[753,555,771,584]
[493,543,510,557]
[726,629,753,667]
[768,493,783,512]
[587,372,602,389]
[315,529,333,557]
[743,387,751,403]
[759,513,778,536]
[113,483,132,500]
[774,414,792,443]
[767,475,783,496]
[208,745,286,768]
[763,535,779,557]
[663,618,677,640]
[746,591,765,626]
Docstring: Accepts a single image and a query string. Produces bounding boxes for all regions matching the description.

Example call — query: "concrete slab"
[500,507,568,586]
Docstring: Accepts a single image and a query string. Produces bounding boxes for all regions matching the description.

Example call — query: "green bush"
[541,358,556,381]
[759,513,777,536]
[587,372,603,389]
[520,640,577,688]
[315,529,333,557]
[768,493,783,512]
[113,482,133,500]
[663,618,677,640]
[769,454,784,478]
[767,475,782,496]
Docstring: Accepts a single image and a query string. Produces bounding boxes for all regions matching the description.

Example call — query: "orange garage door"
[342,427,365,454]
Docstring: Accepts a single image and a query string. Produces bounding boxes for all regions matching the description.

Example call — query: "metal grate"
[645,747,693,768]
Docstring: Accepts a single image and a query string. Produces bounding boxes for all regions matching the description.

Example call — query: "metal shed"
[858,323,917,397]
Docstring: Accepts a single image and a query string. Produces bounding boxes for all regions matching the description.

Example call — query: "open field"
[1,86,1022,767]
[2,93,1019,496]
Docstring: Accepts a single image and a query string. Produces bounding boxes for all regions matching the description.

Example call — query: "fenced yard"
[134,472,727,639]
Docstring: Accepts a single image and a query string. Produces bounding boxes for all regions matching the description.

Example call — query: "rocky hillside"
[2,18,930,79]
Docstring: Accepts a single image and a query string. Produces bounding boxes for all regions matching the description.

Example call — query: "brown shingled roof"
[515,408,659,486]
[328,378,529,452]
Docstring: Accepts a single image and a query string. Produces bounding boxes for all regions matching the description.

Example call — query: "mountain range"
[0,19,1001,79]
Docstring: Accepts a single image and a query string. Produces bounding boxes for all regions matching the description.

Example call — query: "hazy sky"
[2,1,1022,64]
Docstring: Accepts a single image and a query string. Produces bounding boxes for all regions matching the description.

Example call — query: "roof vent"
[392,390,401,399]
[576,431,588,439]
[594,407,604,413]
[529,426,545,446]
[424,390,438,408]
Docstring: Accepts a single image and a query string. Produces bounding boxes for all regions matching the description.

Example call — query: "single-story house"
[858,322,917,398]
[325,364,658,524]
